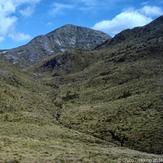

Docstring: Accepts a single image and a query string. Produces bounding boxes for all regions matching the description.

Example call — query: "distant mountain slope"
[96,15,163,49]
[0,24,110,67]
[33,16,163,154]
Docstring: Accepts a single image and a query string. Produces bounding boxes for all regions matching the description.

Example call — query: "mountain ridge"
[0,24,110,67]
[96,15,163,49]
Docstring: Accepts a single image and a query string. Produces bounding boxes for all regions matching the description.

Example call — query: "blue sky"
[0,0,163,49]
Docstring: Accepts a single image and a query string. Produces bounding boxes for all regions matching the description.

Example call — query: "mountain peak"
[1,24,110,67]
[49,23,110,36]
[61,24,79,28]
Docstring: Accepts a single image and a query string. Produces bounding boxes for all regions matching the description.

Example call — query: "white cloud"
[51,3,74,16]
[9,32,31,42]
[69,0,131,10]
[71,0,123,7]
[0,15,17,36]
[50,0,129,15]
[19,6,34,16]
[79,0,99,7]
[93,6,163,36]
[14,0,41,6]
[140,6,163,17]
[18,0,41,16]
[0,0,41,43]
[0,37,4,43]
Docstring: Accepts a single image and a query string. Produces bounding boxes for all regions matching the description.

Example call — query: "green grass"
[36,40,163,155]
[0,122,162,163]
[0,36,163,162]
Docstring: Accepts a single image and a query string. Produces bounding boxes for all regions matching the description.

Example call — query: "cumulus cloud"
[93,10,152,36]
[93,6,163,36]
[0,0,41,43]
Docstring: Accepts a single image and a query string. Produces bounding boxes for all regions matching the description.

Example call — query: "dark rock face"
[1,24,110,67]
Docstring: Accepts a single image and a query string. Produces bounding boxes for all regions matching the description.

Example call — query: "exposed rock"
[1,24,110,67]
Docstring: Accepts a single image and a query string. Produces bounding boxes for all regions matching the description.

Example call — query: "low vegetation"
[0,17,163,162]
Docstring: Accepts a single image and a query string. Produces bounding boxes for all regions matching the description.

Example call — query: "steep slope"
[97,15,163,49]
[0,24,110,67]
[33,16,163,155]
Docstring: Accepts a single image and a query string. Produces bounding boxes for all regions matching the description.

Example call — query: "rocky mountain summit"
[0,24,110,67]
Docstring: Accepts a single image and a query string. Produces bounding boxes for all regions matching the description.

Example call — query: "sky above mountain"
[0,0,163,49]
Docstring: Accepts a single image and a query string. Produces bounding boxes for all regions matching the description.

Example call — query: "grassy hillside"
[34,23,163,155]
[0,17,163,162]
[0,52,162,162]
[1,58,162,162]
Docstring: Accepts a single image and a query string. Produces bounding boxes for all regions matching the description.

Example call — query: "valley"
[0,16,163,162]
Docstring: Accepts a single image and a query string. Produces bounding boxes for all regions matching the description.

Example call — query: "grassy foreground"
[0,56,162,162]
